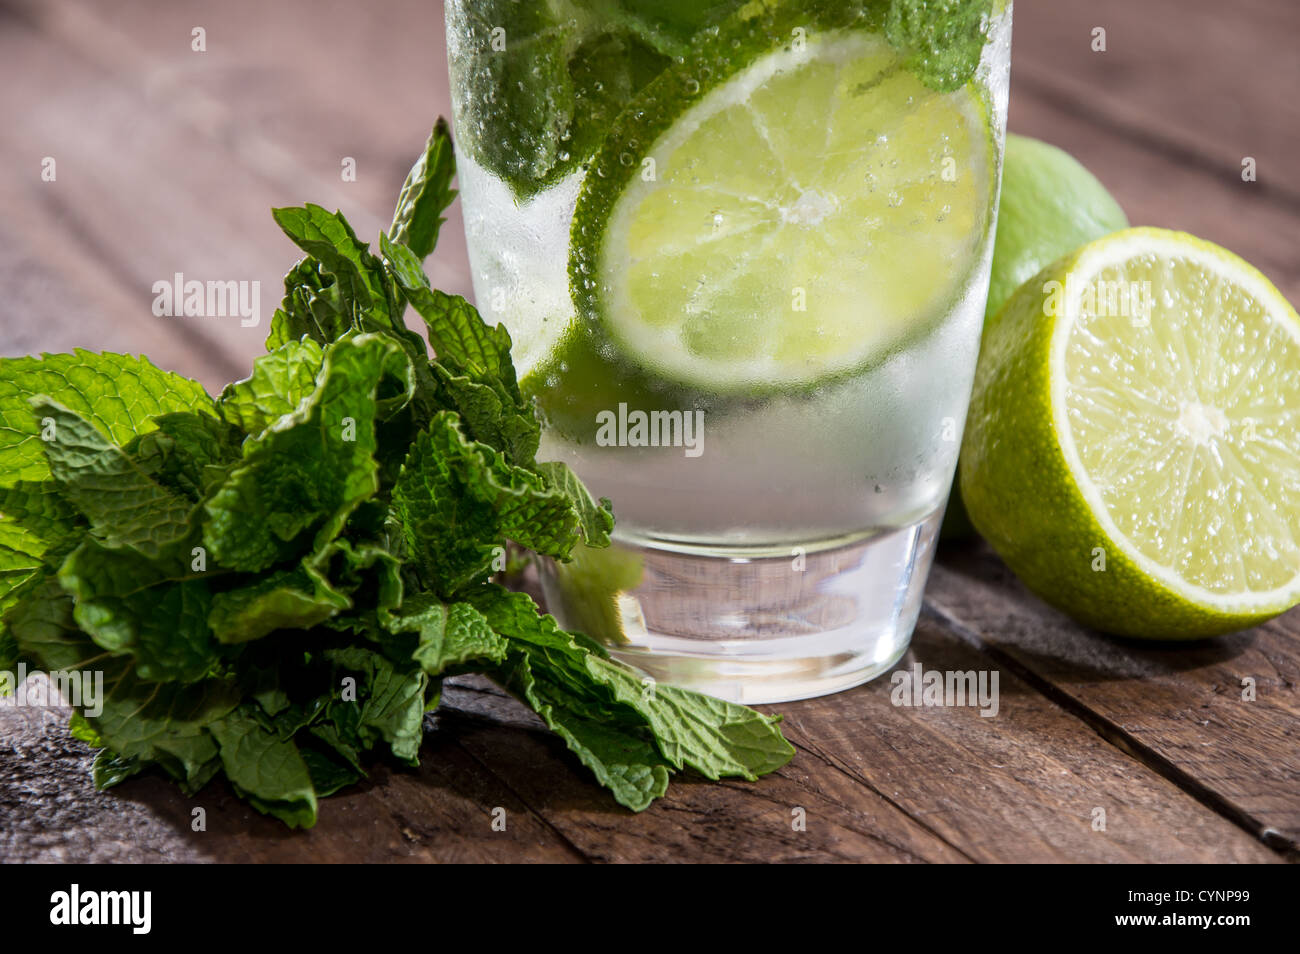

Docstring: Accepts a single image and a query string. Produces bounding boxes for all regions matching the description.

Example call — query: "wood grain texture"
[927,547,1300,858]
[0,0,469,392]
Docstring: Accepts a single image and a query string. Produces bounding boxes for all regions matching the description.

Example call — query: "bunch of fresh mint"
[0,122,793,827]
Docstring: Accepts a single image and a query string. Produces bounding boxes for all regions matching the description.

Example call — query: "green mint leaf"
[383,593,508,677]
[448,0,573,198]
[272,204,396,326]
[299,746,364,797]
[126,412,245,502]
[885,0,994,92]
[391,413,595,592]
[389,415,513,593]
[503,651,671,811]
[11,585,237,794]
[58,539,219,683]
[427,362,540,468]
[266,259,353,351]
[0,350,214,486]
[203,335,399,572]
[0,522,47,671]
[91,749,146,790]
[448,2,696,199]
[381,238,519,392]
[217,337,325,437]
[207,565,350,645]
[209,706,318,828]
[0,482,83,561]
[322,646,427,764]
[534,461,614,550]
[381,237,541,464]
[31,399,194,559]
[268,206,432,370]
[471,585,795,786]
[89,753,146,790]
[389,118,458,262]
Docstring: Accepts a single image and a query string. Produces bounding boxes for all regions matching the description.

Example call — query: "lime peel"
[962,227,1300,638]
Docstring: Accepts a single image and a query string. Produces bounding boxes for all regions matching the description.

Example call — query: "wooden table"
[1,0,1296,863]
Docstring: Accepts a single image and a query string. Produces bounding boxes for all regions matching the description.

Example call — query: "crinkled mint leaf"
[203,334,398,572]
[886,0,994,92]
[389,118,458,262]
[91,748,146,789]
[322,646,426,764]
[383,593,508,677]
[471,584,795,784]
[209,706,318,828]
[534,461,614,550]
[266,258,353,351]
[503,651,670,811]
[272,205,398,326]
[217,337,324,438]
[0,519,57,633]
[427,360,540,468]
[0,482,83,562]
[0,350,214,486]
[11,583,237,792]
[58,539,219,683]
[126,412,245,502]
[31,399,195,559]
[207,565,349,644]
[391,413,594,592]
[299,745,363,798]
[382,239,520,394]
[389,415,513,593]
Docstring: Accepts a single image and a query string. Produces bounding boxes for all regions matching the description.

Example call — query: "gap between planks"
[921,599,1298,862]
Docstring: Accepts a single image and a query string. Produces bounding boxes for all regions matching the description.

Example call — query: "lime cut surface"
[1059,232,1300,601]
[962,227,1300,637]
[584,30,994,391]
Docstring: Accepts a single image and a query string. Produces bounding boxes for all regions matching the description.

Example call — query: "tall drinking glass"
[446,0,1013,702]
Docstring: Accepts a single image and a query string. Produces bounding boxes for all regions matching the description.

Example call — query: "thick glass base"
[540,507,943,704]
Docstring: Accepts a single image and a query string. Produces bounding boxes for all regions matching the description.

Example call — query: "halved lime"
[571,25,995,392]
[961,228,1300,638]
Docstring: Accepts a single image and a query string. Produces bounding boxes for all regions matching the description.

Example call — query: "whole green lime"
[942,133,1128,540]
[983,134,1130,322]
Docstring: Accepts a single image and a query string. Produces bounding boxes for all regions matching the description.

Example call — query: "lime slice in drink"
[961,227,1300,638]
[571,27,995,392]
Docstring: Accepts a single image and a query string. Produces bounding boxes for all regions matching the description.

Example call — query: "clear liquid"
[449,5,1013,701]
[458,146,993,547]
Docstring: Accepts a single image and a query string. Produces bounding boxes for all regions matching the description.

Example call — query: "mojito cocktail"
[447,0,1012,702]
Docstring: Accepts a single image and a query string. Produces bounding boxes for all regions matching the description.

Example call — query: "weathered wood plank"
[927,544,1300,857]
[1008,91,1300,310]
[1010,0,1300,205]
[0,682,584,863]
[441,680,966,864]
[0,0,470,391]
[779,615,1281,863]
